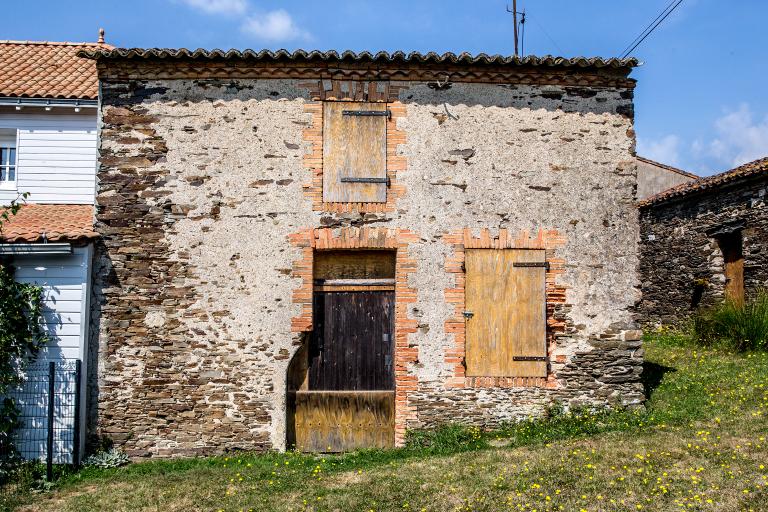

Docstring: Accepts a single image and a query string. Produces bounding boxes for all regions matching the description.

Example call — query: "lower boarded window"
[464,249,547,378]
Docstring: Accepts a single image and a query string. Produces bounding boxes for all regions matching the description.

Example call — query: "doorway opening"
[294,250,396,452]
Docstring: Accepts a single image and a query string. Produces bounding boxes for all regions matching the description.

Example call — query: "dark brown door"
[309,291,395,391]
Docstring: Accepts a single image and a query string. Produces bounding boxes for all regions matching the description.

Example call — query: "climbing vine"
[1,193,47,480]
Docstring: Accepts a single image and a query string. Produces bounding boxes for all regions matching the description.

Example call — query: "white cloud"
[637,134,682,167]
[241,9,310,42]
[177,0,248,16]
[707,104,768,168]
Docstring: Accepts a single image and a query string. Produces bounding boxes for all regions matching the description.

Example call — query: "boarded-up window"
[323,102,387,203]
[465,249,547,377]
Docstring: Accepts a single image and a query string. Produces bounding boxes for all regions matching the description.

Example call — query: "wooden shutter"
[465,249,547,377]
[323,101,387,203]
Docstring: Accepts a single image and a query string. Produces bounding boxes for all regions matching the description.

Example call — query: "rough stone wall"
[92,77,643,456]
[638,177,768,326]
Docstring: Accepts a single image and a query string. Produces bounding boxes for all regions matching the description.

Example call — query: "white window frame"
[0,128,18,190]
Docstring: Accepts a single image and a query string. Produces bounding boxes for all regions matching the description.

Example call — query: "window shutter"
[465,249,547,377]
[322,101,387,203]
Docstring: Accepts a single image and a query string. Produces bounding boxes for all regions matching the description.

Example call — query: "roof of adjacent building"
[0,204,98,243]
[0,39,111,100]
[78,48,639,70]
[637,156,699,179]
[639,156,768,208]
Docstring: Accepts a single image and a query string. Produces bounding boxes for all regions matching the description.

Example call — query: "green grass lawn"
[8,333,768,511]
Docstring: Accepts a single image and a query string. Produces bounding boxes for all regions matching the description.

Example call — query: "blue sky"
[8,0,767,176]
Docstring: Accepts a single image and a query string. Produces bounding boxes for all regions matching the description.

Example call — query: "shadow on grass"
[641,361,676,399]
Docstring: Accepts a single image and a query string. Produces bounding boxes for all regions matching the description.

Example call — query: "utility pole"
[507,1,520,56]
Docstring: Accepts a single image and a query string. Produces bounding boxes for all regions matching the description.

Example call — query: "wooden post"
[72,360,82,467]
[513,0,519,56]
[46,361,55,481]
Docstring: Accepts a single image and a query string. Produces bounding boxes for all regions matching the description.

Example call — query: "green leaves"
[0,262,48,481]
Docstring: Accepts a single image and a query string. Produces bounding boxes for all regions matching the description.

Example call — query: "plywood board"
[465,249,547,377]
[322,101,387,203]
[295,391,394,452]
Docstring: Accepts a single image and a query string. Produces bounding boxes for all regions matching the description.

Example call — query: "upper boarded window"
[465,249,547,378]
[322,102,387,203]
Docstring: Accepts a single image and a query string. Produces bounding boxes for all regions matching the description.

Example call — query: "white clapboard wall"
[0,108,97,204]
[9,246,92,463]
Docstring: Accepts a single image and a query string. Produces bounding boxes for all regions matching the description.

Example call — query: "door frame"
[287,227,420,447]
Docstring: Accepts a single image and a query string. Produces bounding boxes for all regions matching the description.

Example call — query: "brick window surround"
[443,228,567,389]
[299,80,408,213]
[288,227,419,445]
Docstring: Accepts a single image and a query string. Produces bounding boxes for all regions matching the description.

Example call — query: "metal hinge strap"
[342,110,391,119]
[340,177,389,184]
[513,356,547,362]
[513,262,550,269]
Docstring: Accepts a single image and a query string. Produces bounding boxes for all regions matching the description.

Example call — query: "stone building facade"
[638,157,768,326]
[82,48,644,457]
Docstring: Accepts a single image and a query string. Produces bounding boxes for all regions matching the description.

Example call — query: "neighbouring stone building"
[81,48,644,457]
[636,156,697,200]
[639,157,768,326]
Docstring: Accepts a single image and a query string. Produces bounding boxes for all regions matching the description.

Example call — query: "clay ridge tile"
[77,48,639,70]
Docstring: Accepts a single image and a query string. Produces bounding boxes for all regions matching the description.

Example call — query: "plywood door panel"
[322,101,387,203]
[295,391,394,452]
[309,291,395,391]
[465,249,547,377]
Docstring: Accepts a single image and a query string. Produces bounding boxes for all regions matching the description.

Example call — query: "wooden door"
[309,291,394,390]
[299,289,395,451]
[465,249,547,377]
[720,232,744,304]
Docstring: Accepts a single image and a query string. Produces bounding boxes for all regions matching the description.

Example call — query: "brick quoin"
[443,228,567,390]
[288,227,419,445]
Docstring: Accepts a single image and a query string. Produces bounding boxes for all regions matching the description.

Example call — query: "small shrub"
[82,448,130,469]
[692,290,768,352]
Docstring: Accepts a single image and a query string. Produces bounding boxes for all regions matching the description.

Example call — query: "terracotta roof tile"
[0,204,98,243]
[0,40,111,100]
[639,157,768,208]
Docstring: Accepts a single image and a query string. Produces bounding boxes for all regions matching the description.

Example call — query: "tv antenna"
[506,1,526,56]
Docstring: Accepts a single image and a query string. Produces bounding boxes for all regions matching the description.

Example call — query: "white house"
[0,36,108,462]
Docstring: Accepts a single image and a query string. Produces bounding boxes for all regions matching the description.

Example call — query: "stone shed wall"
[91,72,643,457]
[638,176,768,326]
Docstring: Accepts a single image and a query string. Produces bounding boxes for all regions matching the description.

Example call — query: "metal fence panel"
[4,360,81,466]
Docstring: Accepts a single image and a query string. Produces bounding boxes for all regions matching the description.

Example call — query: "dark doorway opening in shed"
[717,231,744,304]
[294,250,396,452]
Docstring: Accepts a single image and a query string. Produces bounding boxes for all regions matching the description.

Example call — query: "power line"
[620,0,685,59]
[528,14,566,56]
[619,0,681,57]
